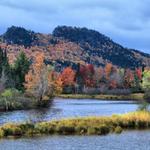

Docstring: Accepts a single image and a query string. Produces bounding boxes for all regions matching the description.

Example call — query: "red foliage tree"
[124,69,134,88]
[135,68,142,81]
[79,64,95,87]
[60,67,75,87]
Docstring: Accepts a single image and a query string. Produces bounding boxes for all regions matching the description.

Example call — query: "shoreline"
[57,93,144,101]
[0,93,145,112]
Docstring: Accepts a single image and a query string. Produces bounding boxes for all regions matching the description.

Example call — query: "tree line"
[0,47,150,102]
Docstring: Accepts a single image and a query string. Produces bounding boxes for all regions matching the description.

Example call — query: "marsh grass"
[0,111,150,138]
[58,93,144,100]
[114,126,123,134]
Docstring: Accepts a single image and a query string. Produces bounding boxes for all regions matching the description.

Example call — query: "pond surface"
[0,130,150,150]
[0,98,139,124]
[0,98,148,150]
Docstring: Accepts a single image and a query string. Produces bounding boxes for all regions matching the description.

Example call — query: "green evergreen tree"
[0,47,3,77]
[13,51,30,91]
[75,63,84,93]
[3,49,10,75]
[133,73,141,92]
[0,48,10,89]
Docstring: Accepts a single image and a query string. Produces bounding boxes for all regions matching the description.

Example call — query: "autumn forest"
[0,26,150,111]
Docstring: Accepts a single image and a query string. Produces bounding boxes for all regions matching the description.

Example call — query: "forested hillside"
[0,26,150,70]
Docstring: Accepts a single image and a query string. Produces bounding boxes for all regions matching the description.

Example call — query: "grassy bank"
[0,111,150,138]
[0,95,52,111]
[58,93,144,101]
[0,89,54,111]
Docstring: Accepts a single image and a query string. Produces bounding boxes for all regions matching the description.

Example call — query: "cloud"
[0,0,150,54]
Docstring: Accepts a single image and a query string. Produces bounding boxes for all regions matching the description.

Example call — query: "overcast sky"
[0,0,150,54]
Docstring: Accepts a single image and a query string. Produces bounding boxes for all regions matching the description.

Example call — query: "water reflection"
[0,130,150,150]
[0,98,139,124]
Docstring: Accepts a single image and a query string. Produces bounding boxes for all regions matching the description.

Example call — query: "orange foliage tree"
[54,73,63,94]
[59,67,75,93]
[105,63,119,89]
[24,52,54,101]
[105,63,113,80]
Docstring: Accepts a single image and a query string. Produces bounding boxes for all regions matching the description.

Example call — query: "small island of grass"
[0,111,150,138]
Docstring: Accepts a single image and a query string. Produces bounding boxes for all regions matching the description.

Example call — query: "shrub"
[0,88,22,110]
[19,123,34,131]
[75,126,87,135]
[144,91,150,100]
[127,120,136,128]
[138,101,149,111]
[2,124,22,136]
[56,125,75,135]
[35,123,55,134]
[87,127,97,135]
[1,89,13,98]
[0,128,4,138]
[114,126,122,134]
[98,125,110,135]
[136,120,148,129]
[25,129,38,137]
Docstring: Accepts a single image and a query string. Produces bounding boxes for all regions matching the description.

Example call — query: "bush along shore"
[0,89,53,111]
[0,92,145,111]
[0,111,150,138]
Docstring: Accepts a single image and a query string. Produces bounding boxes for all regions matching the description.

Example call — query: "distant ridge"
[0,25,150,70]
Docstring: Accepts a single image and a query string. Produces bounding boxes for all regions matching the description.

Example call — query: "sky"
[0,0,150,54]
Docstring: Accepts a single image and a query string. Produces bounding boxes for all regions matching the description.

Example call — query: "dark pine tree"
[0,47,11,89]
[13,51,30,91]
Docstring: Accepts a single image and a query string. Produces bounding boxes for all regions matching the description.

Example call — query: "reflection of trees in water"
[28,102,62,123]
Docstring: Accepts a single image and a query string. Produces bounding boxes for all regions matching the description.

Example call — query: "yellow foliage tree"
[24,52,54,101]
[54,76,63,94]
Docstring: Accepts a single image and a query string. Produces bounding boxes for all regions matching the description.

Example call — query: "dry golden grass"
[58,93,144,100]
[0,111,150,139]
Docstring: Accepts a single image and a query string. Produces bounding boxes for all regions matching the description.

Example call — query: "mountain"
[0,26,150,70]
[53,26,150,68]
[2,26,37,48]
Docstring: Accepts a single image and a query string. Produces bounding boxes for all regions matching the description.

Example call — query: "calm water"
[0,98,139,124]
[0,130,150,150]
[0,98,148,150]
